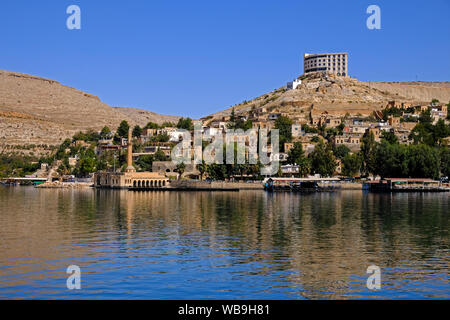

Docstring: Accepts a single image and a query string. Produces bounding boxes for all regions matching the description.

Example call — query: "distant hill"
[0,70,180,151]
[204,73,450,122]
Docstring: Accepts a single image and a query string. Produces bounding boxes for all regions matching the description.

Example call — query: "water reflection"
[0,187,448,299]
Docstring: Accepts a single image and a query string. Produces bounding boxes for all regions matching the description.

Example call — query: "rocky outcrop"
[206,74,450,121]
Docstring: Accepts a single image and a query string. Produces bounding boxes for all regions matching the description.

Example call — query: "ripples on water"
[0,186,448,299]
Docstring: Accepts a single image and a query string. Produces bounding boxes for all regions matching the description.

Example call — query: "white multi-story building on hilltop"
[303,52,348,77]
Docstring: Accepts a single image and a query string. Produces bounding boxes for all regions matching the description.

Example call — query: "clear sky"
[1,0,449,118]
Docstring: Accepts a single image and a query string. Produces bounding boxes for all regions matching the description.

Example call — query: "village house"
[393,128,413,145]
[311,110,341,128]
[287,78,302,90]
[252,121,273,130]
[284,142,294,153]
[68,156,79,167]
[96,144,121,156]
[280,164,300,176]
[388,116,401,127]
[325,117,342,128]
[431,105,448,123]
[333,134,362,151]
[268,113,282,121]
[292,124,303,137]
[366,127,381,142]
[204,126,224,137]
[349,125,369,135]
[210,121,228,130]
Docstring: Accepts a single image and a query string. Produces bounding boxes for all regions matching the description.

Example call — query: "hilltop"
[0,70,180,153]
[204,73,450,122]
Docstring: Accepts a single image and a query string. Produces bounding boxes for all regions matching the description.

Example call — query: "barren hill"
[0,70,180,151]
[206,74,450,122]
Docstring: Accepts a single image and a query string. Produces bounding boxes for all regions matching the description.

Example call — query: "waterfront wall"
[169,180,264,191]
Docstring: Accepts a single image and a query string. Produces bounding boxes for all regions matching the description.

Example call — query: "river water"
[0,186,448,299]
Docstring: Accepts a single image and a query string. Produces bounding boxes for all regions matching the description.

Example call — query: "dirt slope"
[0,70,179,149]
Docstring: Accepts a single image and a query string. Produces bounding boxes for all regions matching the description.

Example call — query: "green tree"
[117,120,130,138]
[100,126,111,138]
[136,155,154,172]
[341,153,362,177]
[380,131,399,144]
[197,160,208,181]
[434,119,450,145]
[207,163,227,181]
[161,121,175,128]
[309,141,337,177]
[419,108,432,124]
[297,157,311,177]
[177,117,193,130]
[287,142,311,177]
[175,162,186,180]
[287,142,305,164]
[409,123,435,146]
[144,122,159,129]
[77,149,97,177]
[375,141,409,178]
[407,144,440,179]
[447,101,450,120]
[151,133,170,143]
[440,147,450,177]
[334,145,351,160]
[274,116,293,151]
[230,107,236,123]
[154,149,167,161]
[132,125,142,138]
[361,132,377,177]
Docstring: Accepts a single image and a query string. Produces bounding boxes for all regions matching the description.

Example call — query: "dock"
[363,178,450,192]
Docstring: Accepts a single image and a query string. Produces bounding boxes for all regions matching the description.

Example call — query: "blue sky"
[1,0,449,118]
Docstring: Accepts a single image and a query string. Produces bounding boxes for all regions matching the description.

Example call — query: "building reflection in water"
[0,187,448,299]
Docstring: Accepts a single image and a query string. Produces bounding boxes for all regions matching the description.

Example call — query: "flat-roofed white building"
[304,52,348,77]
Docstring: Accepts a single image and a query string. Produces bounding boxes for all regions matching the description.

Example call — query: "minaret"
[125,128,136,173]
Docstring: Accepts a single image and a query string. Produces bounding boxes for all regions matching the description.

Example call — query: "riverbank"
[36,181,93,189]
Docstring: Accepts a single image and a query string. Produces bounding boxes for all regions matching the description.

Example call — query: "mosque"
[94,128,169,189]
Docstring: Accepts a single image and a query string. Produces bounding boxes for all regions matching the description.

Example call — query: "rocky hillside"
[0,70,180,152]
[206,73,450,122]
[366,81,450,103]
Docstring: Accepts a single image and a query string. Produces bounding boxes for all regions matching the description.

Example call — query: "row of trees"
[285,132,449,179]
[359,132,448,179]
[0,154,41,178]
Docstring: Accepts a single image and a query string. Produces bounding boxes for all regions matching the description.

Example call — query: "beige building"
[304,52,348,77]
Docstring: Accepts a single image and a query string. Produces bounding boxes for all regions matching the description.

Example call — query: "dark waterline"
[0,186,448,299]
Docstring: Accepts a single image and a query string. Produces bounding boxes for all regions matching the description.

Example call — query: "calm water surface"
[0,186,448,299]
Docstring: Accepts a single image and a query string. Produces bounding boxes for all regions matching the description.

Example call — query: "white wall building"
[287,79,302,90]
[292,124,303,137]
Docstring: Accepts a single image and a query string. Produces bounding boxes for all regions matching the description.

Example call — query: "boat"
[264,177,340,192]
[363,178,450,192]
